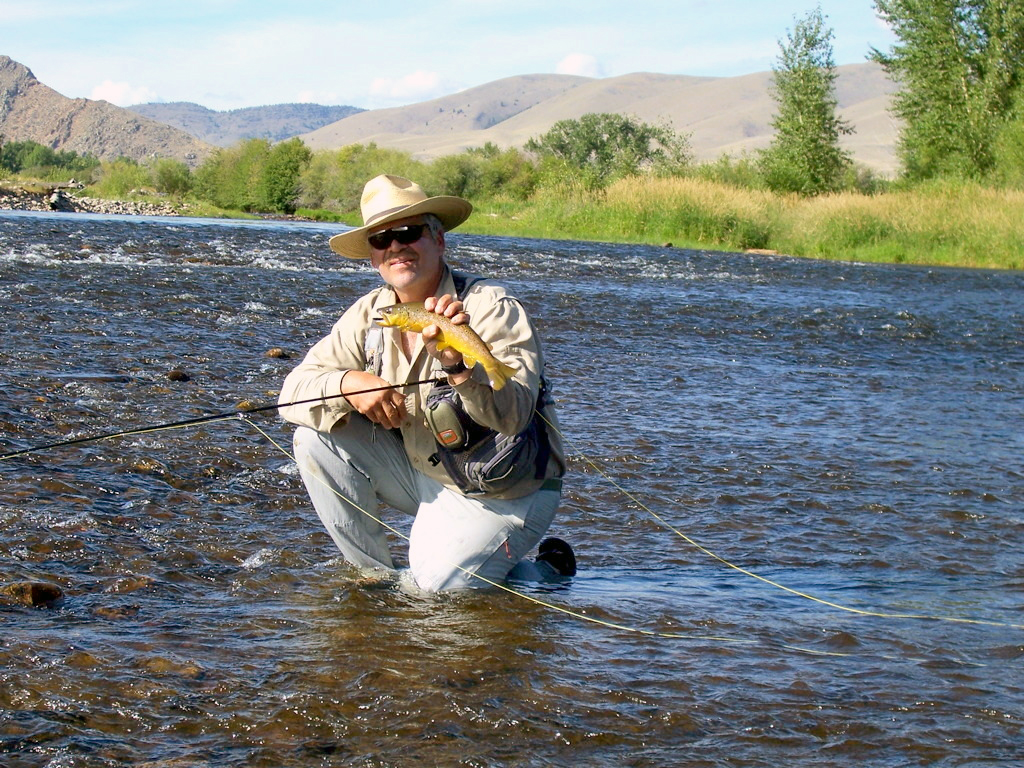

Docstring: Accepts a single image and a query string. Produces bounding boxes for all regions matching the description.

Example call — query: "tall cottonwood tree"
[759,6,853,195]
[871,0,1024,179]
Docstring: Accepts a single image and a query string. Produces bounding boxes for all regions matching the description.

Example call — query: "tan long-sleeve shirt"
[278,266,565,498]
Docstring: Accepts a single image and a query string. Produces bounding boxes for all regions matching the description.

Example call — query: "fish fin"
[487,361,517,391]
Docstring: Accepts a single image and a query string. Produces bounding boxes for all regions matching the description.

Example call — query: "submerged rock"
[2,581,64,607]
[93,604,141,620]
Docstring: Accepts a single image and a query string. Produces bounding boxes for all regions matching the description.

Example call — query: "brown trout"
[376,302,516,390]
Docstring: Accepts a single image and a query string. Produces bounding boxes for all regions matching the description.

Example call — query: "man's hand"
[341,369,407,429]
[422,294,473,384]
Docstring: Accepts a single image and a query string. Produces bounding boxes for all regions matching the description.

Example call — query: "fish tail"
[485,360,517,391]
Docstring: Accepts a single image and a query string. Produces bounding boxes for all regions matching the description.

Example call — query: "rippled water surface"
[1,210,1022,767]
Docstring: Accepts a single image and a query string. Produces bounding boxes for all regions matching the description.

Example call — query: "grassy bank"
[461,177,1024,271]
[5,173,1021,270]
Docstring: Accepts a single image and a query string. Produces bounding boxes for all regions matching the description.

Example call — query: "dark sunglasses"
[367,223,428,251]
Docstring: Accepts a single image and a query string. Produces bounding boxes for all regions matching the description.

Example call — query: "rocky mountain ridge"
[0,56,212,167]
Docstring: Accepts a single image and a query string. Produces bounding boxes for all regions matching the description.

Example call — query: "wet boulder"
[2,581,64,607]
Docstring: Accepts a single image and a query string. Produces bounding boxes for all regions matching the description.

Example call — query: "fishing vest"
[363,270,553,495]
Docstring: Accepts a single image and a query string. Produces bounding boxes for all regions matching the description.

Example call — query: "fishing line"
[243,415,942,665]
[0,379,438,462]
[538,412,1024,632]
[4,378,1017,654]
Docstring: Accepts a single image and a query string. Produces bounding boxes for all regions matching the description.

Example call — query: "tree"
[0,139,99,176]
[150,158,192,196]
[261,138,312,213]
[758,6,853,195]
[871,0,1024,180]
[525,113,691,187]
[193,139,273,211]
[297,143,423,212]
[991,89,1024,186]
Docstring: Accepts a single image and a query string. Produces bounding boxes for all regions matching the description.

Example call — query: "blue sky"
[2,0,896,111]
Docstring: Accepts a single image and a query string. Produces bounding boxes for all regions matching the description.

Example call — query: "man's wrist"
[441,360,467,375]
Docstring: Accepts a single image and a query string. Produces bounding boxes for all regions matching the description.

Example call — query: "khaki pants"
[292,415,560,591]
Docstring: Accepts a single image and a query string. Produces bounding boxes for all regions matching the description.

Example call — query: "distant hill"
[0,56,212,167]
[301,63,901,173]
[126,102,364,146]
[1,54,900,175]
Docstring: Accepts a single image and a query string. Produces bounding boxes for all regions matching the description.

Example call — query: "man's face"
[368,215,445,302]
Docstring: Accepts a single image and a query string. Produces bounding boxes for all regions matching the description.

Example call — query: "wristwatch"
[441,361,467,376]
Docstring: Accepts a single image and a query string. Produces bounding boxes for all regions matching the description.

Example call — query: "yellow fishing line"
[539,412,1024,631]
[10,377,1012,659]
[243,416,773,648]
[240,416,990,667]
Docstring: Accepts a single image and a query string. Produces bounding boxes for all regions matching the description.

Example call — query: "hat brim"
[328,196,473,259]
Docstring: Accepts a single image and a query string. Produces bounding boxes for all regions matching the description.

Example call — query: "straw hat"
[328,174,473,259]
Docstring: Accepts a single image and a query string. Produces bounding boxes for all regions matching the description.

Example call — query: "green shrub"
[293,207,348,223]
[694,154,766,189]
[989,101,1024,189]
[297,143,425,213]
[150,158,192,196]
[425,153,481,199]
[92,158,152,198]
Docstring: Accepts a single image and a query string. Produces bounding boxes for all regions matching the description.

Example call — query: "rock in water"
[2,581,64,607]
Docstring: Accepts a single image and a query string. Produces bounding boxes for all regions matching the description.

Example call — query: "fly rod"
[0,378,439,461]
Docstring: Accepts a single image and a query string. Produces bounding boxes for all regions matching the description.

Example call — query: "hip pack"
[424,378,551,496]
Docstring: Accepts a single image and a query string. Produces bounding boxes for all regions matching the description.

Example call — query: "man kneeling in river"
[278,174,574,591]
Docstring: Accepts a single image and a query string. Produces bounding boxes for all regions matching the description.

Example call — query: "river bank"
[5,176,1021,270]
[461,176,1024,271]
[0,183,179,217]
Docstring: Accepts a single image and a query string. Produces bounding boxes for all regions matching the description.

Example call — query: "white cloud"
[90,79,160,106]
[369,70,447,103]
[555,53,603,78]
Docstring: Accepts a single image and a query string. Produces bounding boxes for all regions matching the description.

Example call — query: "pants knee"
[292,426,322,473]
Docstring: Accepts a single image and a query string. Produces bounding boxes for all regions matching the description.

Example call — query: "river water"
[1,210,1022,767]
